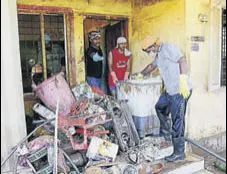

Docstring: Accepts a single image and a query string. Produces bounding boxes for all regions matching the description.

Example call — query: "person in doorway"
[85,30,104,92]
[108,37,131,98]
[139,36,192,162]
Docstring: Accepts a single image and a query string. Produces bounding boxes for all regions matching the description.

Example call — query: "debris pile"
[1,72,169,174]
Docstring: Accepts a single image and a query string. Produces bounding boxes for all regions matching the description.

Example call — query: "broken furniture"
[94,95,140,152]
[58,112,112,150]
[34,102,112,151]
[110,100,140,152]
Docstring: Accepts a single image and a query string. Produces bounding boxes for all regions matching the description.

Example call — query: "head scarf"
[116,37,131,56]
[89,30,101,41]
[116,37,127,46]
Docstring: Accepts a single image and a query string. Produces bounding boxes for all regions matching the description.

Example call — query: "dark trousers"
[155,90,192,138]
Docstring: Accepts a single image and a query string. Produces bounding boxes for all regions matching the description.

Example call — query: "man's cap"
[141,36,160,50]
[117,37,127,44]
[89,30,101,41]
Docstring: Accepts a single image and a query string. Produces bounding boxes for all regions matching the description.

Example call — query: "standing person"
[108,37,131,98]
[85,30,104,92]
[140,36,192,162]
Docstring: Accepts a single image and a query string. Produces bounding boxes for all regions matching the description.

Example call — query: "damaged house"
[1,0,226,173]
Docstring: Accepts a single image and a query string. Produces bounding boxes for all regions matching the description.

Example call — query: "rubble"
[1,72,167,174]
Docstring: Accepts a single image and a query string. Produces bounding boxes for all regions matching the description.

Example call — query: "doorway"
[83,16,128,94]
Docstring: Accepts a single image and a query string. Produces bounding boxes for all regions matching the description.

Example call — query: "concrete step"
[194,170,214,174]
[162,154,204,174]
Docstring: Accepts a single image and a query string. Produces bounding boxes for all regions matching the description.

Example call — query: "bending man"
[140,36,192,162]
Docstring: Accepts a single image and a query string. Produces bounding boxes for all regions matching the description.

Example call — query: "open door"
[105,21,127,94]
[83,18,128,94]
[105,21,127,55]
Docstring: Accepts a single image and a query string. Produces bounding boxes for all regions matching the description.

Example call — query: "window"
[208,7,226,91]
[221,9,226,86]
[18,13,67,93]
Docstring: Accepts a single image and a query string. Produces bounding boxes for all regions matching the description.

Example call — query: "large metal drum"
[116,76,162,138]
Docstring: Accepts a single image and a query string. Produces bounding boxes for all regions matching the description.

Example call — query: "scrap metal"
[58,112,112,150]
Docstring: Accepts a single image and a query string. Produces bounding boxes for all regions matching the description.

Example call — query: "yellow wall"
[185,0,226,139]
[17,0,132,16]
[16,0,226,140]
[17,0,132,85]
[130,0,185,73]
[130,0,226,140]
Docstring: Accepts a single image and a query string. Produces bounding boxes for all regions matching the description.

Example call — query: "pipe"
[1,118,55,168]
[54,99,59,174]
[185,137,226,163]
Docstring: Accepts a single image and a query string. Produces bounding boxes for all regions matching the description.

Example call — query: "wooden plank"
[40,13,47,80]
[64,13,69,84]
[17,4,73,14]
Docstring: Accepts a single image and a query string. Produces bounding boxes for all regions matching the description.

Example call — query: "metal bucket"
[116,77,162,138]
[32,72,75,115]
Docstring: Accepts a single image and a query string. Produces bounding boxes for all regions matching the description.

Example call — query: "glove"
[111,71,118,84]
[124,72,130,80]
[136,72,144,79]
[124,48,131,56]
[93,53,104,62]
[179,74,190,99]
[130,72,143,79]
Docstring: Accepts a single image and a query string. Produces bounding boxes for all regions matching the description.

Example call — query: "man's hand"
[111,71,118,84]
[179,74,190,99]
[124,48,131,56]
[124,72,130,80]
[130,72,144,79]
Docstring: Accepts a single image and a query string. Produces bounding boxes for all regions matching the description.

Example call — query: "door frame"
[82,14,129,94]
[83,14,129,42]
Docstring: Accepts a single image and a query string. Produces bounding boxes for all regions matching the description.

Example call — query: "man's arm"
[141,62,157,76]
[178,57,188,74]
[108,51,114,73]
[108,51,118,84]
[124,58,131,80]
[126,58,131,72]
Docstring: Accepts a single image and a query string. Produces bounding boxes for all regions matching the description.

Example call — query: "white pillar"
[1,0,27,171]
